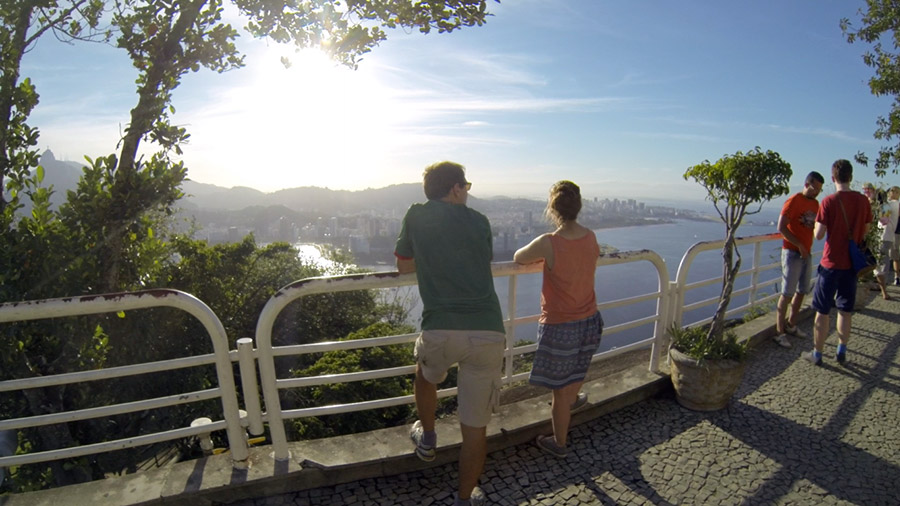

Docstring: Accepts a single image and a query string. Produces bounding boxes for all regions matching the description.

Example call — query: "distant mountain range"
[26,150,543,216]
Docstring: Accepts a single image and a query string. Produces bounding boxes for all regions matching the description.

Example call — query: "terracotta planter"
[668,347,747,411]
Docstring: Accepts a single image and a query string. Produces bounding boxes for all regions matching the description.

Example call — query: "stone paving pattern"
[227,291,900,505]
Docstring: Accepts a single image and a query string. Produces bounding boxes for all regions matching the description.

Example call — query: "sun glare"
[191,46,413,192]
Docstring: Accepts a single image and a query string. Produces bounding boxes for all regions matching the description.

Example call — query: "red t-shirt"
[817,191,872,270]
[780,192,818,252]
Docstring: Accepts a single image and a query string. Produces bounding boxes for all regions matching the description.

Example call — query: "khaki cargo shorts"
[414,329,505,428]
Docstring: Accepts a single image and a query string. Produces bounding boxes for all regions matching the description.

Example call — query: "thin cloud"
[607,71,693,89]
[624,131,727,143]
[408,96,632,114]
[760,123,871,143]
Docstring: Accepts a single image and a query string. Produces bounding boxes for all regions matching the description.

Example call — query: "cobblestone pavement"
[231,293,900,505]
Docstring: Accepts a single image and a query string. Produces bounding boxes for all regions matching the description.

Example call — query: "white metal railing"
[670,233,822,329]
[253,249,671,460]
[0,233,786,474]
[0,290,250,470]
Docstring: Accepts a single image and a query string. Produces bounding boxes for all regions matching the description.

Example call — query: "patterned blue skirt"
[528,312,603,389]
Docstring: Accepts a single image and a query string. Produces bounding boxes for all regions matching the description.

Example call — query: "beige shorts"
[414,329,505,428]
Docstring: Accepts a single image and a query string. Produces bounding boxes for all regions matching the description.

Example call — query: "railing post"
[237,338,265,436]
[749,241,763,307]
[648,268,670,373]
[505,272,518,383]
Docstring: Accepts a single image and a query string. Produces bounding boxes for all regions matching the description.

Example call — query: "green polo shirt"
[395,199,505,333]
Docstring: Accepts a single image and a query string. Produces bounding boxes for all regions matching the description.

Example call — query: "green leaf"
[117,311,126,318]
[36,165,44,182]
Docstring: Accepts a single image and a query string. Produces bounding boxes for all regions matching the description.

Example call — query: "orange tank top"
[540,230,600,324]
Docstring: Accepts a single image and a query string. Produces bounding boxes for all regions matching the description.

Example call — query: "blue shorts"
[781,248,812,296]
[811,265,857,314]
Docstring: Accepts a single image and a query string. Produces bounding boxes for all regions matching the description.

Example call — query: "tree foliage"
[683,147,792,348]
[289,321,416,439]
[842,2,900,176]
[0,0,108,212]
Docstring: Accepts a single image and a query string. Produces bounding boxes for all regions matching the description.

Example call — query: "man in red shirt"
[773,171,824,348]
[803,160,872,366]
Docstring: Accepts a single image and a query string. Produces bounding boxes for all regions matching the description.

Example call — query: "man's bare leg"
[414,366,437,431]
[458,423,487,501]
[776,294,790,333]
[877,273,890,300]
[813,311,829,352]
[836,310,851,345]
[788,293,805,328]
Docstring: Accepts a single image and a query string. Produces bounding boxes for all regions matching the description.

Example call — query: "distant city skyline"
[20,1,900,202]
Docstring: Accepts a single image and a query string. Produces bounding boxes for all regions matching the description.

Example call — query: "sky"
[19,0,900,207]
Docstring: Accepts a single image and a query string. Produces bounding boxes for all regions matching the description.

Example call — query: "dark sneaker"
[535,434,567,458]
[571,392,588,411]
[894,277,900,286]
[801,351,822,366]
[836,349,847,364]
[409,420,435,462]
[454,486,486,506]
[773,334,792,348]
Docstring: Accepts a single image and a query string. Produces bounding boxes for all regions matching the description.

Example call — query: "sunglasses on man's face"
[459,181,472,191]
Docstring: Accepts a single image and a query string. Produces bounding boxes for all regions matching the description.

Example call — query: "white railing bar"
[276,365,417,389]
[504,371,531,384]
[280,388,459,420]
[0,420,229,468]
[596,291,662,311]
[596,337,656,359]
[0,388,220,431]
[602,315,661,334]
[0,352,218,392]
[507,342,538,356]
[683,276,723,291]
[269,332,419,357]
[283,395,415,418]
[506,314,541,327]
[682,294,721,313]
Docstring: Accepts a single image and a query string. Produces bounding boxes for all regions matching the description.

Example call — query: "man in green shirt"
[395,161,505,506]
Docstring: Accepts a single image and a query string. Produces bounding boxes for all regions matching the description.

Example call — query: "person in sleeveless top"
[514,180,603,458]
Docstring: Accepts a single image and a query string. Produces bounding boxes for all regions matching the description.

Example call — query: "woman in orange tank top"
[514,180,603,458]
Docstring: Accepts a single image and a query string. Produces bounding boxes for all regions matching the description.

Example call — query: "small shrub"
[668,324,749,362]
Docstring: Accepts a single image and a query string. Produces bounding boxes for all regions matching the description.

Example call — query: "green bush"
[668,324,749,362]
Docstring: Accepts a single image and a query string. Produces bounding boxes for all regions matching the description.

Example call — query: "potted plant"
[670,147,792,410]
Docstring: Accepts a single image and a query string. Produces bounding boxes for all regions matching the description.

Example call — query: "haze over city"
[20,1,900,202]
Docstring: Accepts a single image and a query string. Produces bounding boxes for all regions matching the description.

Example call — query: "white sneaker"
[409,420,435,462]
[785,324,808,339]
[773,334,791,348]
[454,486,486,506]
